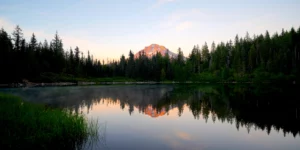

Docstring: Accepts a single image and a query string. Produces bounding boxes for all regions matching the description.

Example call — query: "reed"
[0,93,98,149]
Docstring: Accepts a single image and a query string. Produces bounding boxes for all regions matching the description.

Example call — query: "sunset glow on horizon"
[1,0,300,62]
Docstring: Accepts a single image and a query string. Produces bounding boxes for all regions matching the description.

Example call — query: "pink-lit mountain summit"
[134,44,177,59]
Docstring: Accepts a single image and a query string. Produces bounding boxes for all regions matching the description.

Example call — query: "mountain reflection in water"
[1,85,299,150]
[4,84,300,139]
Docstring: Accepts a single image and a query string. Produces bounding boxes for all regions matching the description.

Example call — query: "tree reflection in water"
[4,84,300,138]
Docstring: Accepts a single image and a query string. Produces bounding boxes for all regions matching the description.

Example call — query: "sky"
[1,0,300,61]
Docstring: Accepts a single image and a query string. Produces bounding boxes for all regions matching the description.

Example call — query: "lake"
[1,84,300,150]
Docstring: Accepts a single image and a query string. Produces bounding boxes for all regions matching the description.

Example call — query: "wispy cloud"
[156,0,176,7]
[175,21,194,32]
[158,9,207,32]
[147,0,176,11]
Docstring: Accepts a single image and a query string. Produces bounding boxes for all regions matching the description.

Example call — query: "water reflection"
[3,84,300,138]
[1,84,300,149]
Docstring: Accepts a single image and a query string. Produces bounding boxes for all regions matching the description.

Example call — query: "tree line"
[0,25,300,83]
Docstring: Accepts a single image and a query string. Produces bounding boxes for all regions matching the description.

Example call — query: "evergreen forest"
[1,25,300,83]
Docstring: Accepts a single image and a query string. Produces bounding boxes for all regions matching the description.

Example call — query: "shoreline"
[0,80,296,88]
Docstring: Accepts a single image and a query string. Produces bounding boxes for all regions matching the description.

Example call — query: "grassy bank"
[41,72,297,84]
[3,71,296,87]
[36,72,136,83]
[0,93,97,149]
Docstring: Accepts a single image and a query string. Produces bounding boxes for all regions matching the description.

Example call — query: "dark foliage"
[1,25,299,83]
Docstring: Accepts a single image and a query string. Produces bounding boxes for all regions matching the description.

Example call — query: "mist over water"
[1,84,300,150]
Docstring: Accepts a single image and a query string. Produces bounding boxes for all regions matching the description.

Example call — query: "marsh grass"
[0,93,98,149]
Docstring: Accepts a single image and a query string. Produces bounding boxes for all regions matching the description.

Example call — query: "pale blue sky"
[1,0,300,61]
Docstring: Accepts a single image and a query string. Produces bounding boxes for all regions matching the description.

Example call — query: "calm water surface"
[1,84,300,150]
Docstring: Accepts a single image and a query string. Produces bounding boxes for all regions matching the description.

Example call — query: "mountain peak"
[134,44,177,59]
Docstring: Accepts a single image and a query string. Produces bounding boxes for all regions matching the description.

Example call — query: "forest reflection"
[5,84,300,138]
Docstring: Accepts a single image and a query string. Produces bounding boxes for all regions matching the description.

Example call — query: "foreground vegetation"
[0,93,97,149]
[0,25,299,83]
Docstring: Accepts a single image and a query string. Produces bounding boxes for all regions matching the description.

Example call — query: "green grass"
[34,72,136,83]
[24,71,298,85]
[0,93,98,149]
